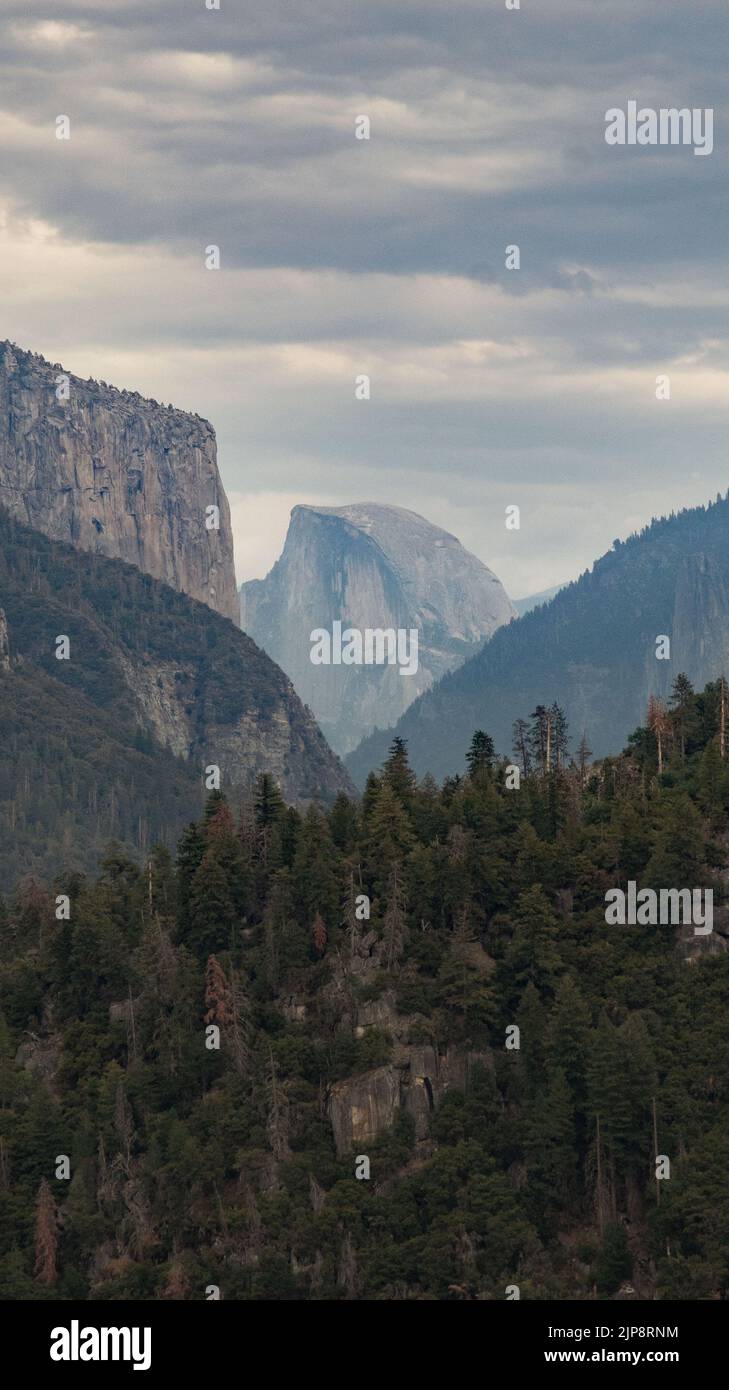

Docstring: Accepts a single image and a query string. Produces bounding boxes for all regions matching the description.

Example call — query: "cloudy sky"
[1,0,728,598]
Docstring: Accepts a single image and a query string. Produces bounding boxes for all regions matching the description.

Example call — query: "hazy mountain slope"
[346,494,729,784]
[513,583,566,615]
[0,340,238,620]
[240,502,515,754]
[0,508,352,888]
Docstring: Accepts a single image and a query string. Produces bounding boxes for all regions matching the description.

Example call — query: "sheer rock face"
[0,341,238,622]
[240,502,515,755]
[327,1044,492,1156]
[0,608,9,670]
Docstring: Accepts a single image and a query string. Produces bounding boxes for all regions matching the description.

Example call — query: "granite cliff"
[240,503,515,755]
[0,340,238,621]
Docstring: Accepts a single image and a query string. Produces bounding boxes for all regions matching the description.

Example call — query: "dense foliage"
[1,677,729,1301]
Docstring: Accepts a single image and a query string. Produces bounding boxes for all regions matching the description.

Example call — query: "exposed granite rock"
[0,607,9,670]
[0,340,238,621]
[15,1032,61,1089]
[329,1066,401,1153]
[327,1044,492,1155]
[240,502,515,755]
[678,901,729,962]
[325,983,492,1156]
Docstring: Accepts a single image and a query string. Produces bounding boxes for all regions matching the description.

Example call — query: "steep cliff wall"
[240,503,515,755]
[0,341,238,621]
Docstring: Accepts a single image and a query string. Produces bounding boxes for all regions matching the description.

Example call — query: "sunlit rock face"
[0,340,239,622]
[240,502,515,755]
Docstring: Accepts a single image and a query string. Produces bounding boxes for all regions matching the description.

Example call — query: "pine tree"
[595,1222,632,1294]
[528,706,550,774]
[254,773,285,828]
[466,730,495,779]
[383,737,417,803]
[669,673,695,763]
[175,819,205,940]
[550,703,569,770]
[502,885,562,1001]
[512,718,532,777]
[266,1048,291,1161]
[524,1066,577,1229]
[366,782,415,880]
[647,695,671,774]
[576,731,592,788]
[544,975,591,1104]
[329,793,359,851]
[293,806,340,927]
[697,738,725,820]
[383,863,407,969]
[34,1177,58,1286]
[644,793,706,889]
[186,848,238,957]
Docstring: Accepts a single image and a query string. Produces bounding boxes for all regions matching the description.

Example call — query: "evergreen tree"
[512,718,532,777]
[366,782,415,883]
[595,1222,632,1293]
[382,737,417,803]
[466,730,495,779]
[254,774,285,828]
[669,673,695,763]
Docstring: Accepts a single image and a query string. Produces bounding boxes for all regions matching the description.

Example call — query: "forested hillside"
[348,492,729,785]
[1,677,728,1301]
[0,508,351,890]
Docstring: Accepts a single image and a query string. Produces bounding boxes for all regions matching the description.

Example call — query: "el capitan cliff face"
[0,341,238,622]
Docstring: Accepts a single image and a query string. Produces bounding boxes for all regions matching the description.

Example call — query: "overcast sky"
[1,0,728,598]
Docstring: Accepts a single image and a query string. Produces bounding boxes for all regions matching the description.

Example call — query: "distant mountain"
[0,508,352,889]
[0,340,239,620]
[513,583,565,616]
[346,494,729,785]
[240,503,515,754]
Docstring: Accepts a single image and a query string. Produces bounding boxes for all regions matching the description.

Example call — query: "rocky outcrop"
[327,1040,491,1156]
[0,608,9,670]
[329,1066,401,1154]
[240,503,515,755]
[0,340,238,621]
[325,962,493,1155]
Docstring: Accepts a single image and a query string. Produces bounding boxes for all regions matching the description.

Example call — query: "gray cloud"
[0,0,728,597]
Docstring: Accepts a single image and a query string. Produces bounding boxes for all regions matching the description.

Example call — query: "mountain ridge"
[346,492,729,784]
[0,506,352,888]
